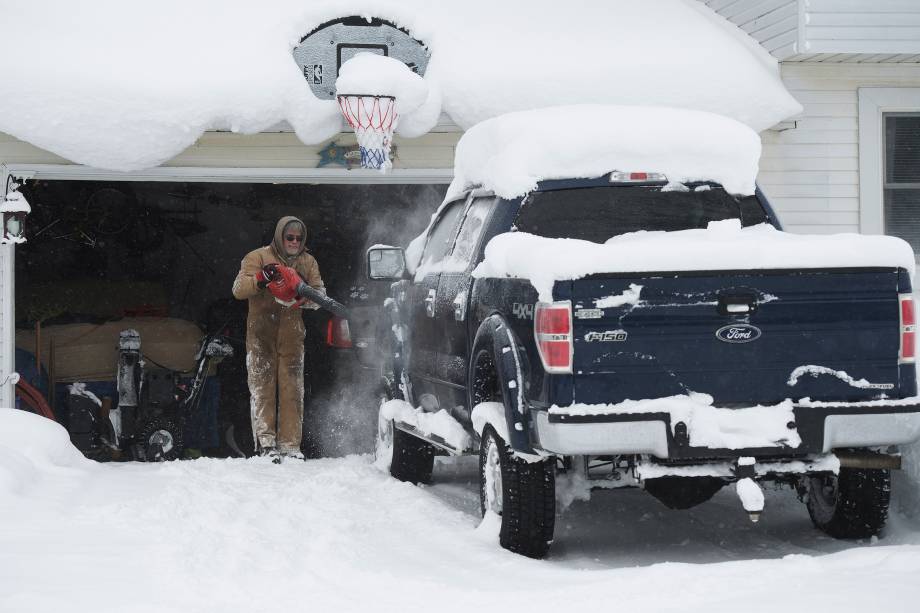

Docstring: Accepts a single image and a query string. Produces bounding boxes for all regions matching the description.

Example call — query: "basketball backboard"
[292,17,430,100]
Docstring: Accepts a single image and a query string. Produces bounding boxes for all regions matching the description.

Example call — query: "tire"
[375,404,435,484]
[479,426,555,559]
[806,466,890,539]
[138,417,183,462]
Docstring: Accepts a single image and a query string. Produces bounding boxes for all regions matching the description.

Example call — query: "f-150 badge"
[715,324,761,343]
[584,330,628,342]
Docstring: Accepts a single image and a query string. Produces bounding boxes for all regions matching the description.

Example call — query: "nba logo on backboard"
[304,64,323,85]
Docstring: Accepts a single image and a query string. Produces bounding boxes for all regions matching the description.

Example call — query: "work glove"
[256,263,280,289]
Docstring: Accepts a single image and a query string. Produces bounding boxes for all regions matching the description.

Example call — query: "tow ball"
[733,456,764,523]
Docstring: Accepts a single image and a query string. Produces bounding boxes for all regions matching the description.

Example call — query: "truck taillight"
[535,301,573,373]
[901,294,915,364]
[326,316,352,349]
[609,171,667,183]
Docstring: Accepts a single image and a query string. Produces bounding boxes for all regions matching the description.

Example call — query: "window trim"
[858,87,920,234]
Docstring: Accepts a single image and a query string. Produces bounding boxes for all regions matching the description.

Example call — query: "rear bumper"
[532,402,920,459]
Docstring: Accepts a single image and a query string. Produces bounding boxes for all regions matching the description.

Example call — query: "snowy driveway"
[3,447,920,613]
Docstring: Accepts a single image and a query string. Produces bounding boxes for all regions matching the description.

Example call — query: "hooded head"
[271,216,307,263]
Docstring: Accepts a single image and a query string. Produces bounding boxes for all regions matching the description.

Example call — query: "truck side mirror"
[367,246,407,281]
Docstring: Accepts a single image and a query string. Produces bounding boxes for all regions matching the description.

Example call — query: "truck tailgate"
[568,268,905,405]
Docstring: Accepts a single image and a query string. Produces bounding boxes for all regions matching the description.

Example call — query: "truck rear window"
[514,185,768,243]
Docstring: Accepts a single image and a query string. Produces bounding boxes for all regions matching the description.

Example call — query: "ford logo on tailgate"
[715,324,761,343]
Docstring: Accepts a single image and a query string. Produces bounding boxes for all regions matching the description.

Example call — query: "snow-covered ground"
[3,410,920,613]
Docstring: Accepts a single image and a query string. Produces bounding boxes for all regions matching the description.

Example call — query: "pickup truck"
[367,174,920,558]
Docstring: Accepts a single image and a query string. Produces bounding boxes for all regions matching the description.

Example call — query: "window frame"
[858,87,920,236]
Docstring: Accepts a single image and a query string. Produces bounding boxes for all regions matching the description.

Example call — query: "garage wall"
[0,131,458,171]
[759,61,920,234]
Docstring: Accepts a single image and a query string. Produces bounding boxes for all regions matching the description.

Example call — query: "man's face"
[283,228,303,256]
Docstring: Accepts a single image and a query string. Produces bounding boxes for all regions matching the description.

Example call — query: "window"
[884,113,920,254]
[445,197,495,268]
[418,199,465,271]
[858,88,920,247]
[514,185,766,243]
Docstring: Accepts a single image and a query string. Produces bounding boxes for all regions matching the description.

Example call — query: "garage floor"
[15,180,446,457]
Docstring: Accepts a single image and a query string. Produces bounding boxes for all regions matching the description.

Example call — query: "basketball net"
[337,94,398,171]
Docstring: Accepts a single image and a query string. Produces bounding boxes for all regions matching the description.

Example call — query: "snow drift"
[473,220,917,302]
[0,0,801,171]
[0,409,91,496]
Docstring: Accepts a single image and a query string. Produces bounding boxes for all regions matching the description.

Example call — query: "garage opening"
[14,179,445,459]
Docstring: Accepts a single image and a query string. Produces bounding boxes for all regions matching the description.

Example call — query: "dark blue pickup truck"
[367,175,920,558]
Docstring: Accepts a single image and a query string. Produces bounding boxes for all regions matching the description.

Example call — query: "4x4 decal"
[512,303,534,320]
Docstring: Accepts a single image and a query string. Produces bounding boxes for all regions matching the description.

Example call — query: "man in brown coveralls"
[232,216,324,462]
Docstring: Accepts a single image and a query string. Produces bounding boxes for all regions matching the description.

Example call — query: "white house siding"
[705,0,920,61]
[703,0,799,59]
[802,0,920,56]
[759,61,920,234]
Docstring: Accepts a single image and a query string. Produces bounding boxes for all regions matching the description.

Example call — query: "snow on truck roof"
[447,105,762,199]
[0,0,801,172]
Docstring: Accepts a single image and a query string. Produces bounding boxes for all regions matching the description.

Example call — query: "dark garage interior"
[13,179,445,460]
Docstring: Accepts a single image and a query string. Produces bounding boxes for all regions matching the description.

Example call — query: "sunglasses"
[284,234,304,243]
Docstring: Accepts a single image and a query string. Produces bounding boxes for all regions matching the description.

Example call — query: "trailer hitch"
[733,456,764,523]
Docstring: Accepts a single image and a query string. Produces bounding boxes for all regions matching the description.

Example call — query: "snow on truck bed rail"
[473,220,917,302]
[447,105,762,200]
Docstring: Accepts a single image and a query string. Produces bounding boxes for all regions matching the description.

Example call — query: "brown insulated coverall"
[232,216,324,451]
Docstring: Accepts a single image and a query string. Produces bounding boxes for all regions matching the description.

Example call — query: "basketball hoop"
[337,94,398,171]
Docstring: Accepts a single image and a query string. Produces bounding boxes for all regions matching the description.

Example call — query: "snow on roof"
[0,0,801,172]
[447,105,762,199]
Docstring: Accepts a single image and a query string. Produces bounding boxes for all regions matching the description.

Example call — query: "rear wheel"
[479,426,555,559]
[806,466,890,539]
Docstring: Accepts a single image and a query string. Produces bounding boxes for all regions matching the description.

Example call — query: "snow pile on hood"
[447,105,762,199]
[474,220,917,302]
[0,409,91,496]
[0,0,801,171]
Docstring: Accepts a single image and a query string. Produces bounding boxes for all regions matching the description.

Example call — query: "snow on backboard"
[292,17,430,100]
